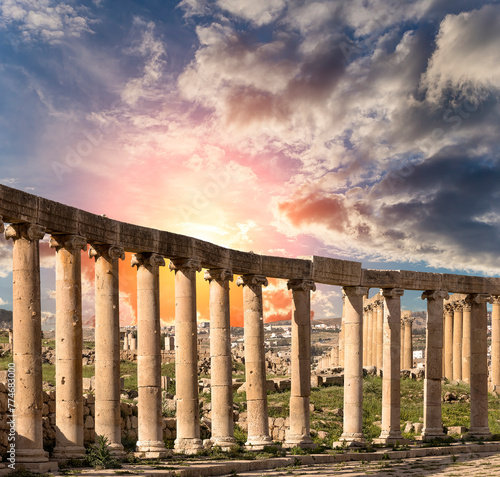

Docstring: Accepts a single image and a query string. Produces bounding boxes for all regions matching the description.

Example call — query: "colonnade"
[2,185,500,471]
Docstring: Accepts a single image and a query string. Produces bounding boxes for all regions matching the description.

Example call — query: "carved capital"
[5,223,46,242]
[204,268,233,283]
[342,286,369,297]
[131,252,165,269]
[382,288,404,298]
[88,244,125,261]
[462,302,472,311]
[490,295,500,305]
[236,274,268,288]
[466,293,491,305]
[169,258,202,272]
[287,279,316,292]
[443,303,454,315]
[421,290,449,301]
[50,234,87,252]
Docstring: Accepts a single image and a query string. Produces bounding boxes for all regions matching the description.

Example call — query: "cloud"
[0,297,7,306]
[0,0,94,44]
[216,0,286,26]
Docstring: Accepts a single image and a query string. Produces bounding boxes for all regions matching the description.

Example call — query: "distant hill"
[0,309,13,327]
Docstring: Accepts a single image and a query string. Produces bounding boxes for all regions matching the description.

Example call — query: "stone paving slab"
[34,443,500,477]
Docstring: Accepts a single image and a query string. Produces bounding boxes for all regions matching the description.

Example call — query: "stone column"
[285,279,316,449]
[403,315,414,370]
[170,258,203,454]
[130,336,137,350]
[237,274,274,449]
[339,294,345,367]
[132,253,169,458]
[8,328,13,346]
[204,268,237,450]
[371,304,378,368]
[89,244,126,457]
[462,301,472,384]
[366,305,373,367]
[123,332,129,350]
[421,290,448,440]
[5,223,50,465]
[452,302,463,382]
[362,307,368,367]
[490,296,500,392]
[466,294,491,439]
[400,317,406,370]
[50,235,87,460]
[336,286,368,447]
[374,288,406,445]
[376,301,384,372]
[443,304,454,380]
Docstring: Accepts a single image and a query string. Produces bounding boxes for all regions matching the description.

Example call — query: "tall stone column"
[366,305,373,367]
[466,294,491,439]
[421,290,448,440]
[452,302,463,381]
[170,258,203,454]
[339,294,345,366]
[443,304,454,380]
[132,253,169,458]
[89,244,126,457]
[371,304,378,368]
[462,302,472,384]
[374,288,406,445]
[376,301,384,372]
[490,296,500,392]
[50,235,87,460]
[362,307,368,367]
[403,315,414,370]
[237,274,274,449]
[336,286,368,447]
[285,279,316,449]
[205,268,237,450]
[5,223,51,466]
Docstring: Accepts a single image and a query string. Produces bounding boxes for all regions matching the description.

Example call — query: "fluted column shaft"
[452,303,463,381]
[366,306,373,366]
[362,307,368,367]
[491,297,500,392]
[467,294,491,438]
[285,279,315,448]
[421,290,447,439]
[90,244,125,456]
[376,303,383,371]
[374,288,405,444]
[51,235,87,459]
[170,258,203,454]
[133,253,168,457]
[443,305,453,380]
[5,223,48,463]
[237,274,273,449]
[205,268,237,449]
[338,286,368,445]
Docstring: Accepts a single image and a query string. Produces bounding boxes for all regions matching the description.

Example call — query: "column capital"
[49,234,87,252]
[89,244,125,261]
[287,279,316,292]
[490,295,500,305]
[236,274,268,288]
[5,223,46,242]
[204,268,233,282]
[131,252,165,269]
[466,293,491,305]
[443,303,454,314]
[463,301,472,311]
[382,288,404,298]
[421,290,449,301]
[452,300,465,311]
[343,286,368,297]
[169,258,201,272]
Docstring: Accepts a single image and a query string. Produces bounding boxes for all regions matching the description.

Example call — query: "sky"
[0,0,499,328]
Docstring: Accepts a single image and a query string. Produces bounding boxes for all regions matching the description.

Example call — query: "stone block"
[84,415,94,429]
[399,270,443,291]
[312,256,362,286]
[448,426,467,435]
[361,269,401,288]
[83,378,92,390]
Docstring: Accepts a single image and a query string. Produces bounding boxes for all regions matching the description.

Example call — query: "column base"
[465,428,491,440]
[174,438,203,455]
[209,437,238,451]
[135,440,171,459]
[333,433,365,448]
[52,445,86,461]
[372,433,409,446]
[108,443,127,459]
[283,433,315,449]
[244,435,276,451]
[16,449,50,463]
[415,428,445,441]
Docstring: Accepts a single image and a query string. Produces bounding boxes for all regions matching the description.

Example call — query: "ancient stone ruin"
[0,184,499,472]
